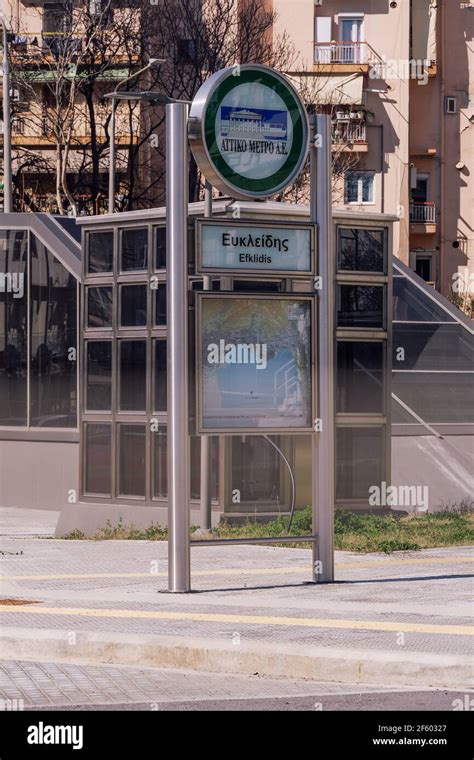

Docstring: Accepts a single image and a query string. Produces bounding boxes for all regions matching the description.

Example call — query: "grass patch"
[63,503,474,554]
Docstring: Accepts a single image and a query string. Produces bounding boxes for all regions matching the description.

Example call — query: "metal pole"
[200,179,212,530]
[108,98,116,214]
[167,102,191,592]
[1,17,12,212]
[310,114,334,583]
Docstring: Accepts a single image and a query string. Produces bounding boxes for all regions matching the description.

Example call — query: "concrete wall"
[0,440,79,511]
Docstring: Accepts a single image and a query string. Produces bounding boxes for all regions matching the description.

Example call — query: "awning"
[289,73,364,106]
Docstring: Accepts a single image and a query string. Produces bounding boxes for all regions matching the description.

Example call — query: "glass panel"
[86,341,112,411]
[362,173,373,202]
[30,236,77,427]
[155,226,166,270]
[190,436,219,500]
[0,230,28,426]
[154,285,167,326]
[336,341,384,413]
[154,339,167,412]
[231,436,280,502]
[393,277,455,322]
[120,284,147,327]
[345,172,358,203]
[118,424,146,497]
[153,427,167,498]
[85,423,111,495]
[393,324,474,371]
[338,228,386,273]
[87,286,113,328]
[392,373,474,424]
[121,228,148,271]
[337,285,384,328]
[336,427,384,500]
[87,230,113,274]
[391,396,420,424]
[119,340,146,411]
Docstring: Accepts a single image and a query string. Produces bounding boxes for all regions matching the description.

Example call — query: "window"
[337,285,385,329]
[154,340,167,412]
[177,39,198,64]
[118,424,146,497]
[155,227,166,270]
[0,231,77,429]
[119,340,146,411]
[338,227,386,273]
[120,285,147,327]
[87,231,113,274]
[87,286,113,328]
[336,427,384,500]
[445,97,457,114]
[336,342,384,414]
[415,257,432,282]
[153,427,167,498]
[0,231,28,426]
[345,171,374,204]
[154,285,167,326]
[86,341,112,411]
[120,228,148,272]
[30,237,77,427]
[84,423,112,495]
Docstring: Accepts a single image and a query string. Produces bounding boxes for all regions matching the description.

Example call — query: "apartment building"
[0,0,142,214]
[274,0,473,299]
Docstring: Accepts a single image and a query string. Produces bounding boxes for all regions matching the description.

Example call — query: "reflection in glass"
[231,436,280,502]
[87,231,113,273]
[153,427,167,498]
[190,436,219,500]
[393,277,456,322]
[154,340,167,411]
[86,341,112,410]
[119,340,146,411]
[393,323,474,371]
[120,285,147,327]
[337,341,384,414]
[87,286,113,328]
[338,228,385,273]
[121,228,148,271]
[0,231,28,425]
[336,427,384,500]
[119,424,146,497]
[155,226,166,270]
[154,285,167,326]
[85,423,111,495]
[337,285,384,328]
[30,236,77,427]
[392,373,474,424]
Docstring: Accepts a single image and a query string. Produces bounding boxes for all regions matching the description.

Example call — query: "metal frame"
[195,291,317,436]
[195,218,317,278]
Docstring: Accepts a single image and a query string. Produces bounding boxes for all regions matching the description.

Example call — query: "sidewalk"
[0,510,472,689]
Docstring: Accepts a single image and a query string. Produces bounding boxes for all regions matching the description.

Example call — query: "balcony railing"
[409,203,436,224]
[333,122,367,144]
[314,42,379,65]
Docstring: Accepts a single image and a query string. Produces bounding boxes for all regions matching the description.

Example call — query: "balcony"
[409,203,436,234]
[314,42,380,71]
[332,120,368,152]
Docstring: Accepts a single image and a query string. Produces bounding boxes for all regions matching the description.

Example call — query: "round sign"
[188,64,309,200]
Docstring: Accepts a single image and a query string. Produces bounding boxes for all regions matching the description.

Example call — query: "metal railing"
[409,202,436,223]
[314,41,378,65]
[333,122,367,144]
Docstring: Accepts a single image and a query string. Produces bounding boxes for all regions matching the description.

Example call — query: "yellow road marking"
[1,555,473,582]
[0,605,471,636]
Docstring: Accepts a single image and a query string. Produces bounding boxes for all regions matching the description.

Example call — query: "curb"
[1,627,472,690]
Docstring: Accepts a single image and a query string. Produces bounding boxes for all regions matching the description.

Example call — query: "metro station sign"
[188,64,310,200]
[196,219,315,276]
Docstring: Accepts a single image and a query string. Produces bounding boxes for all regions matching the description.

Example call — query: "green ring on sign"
[204,69,307,195]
